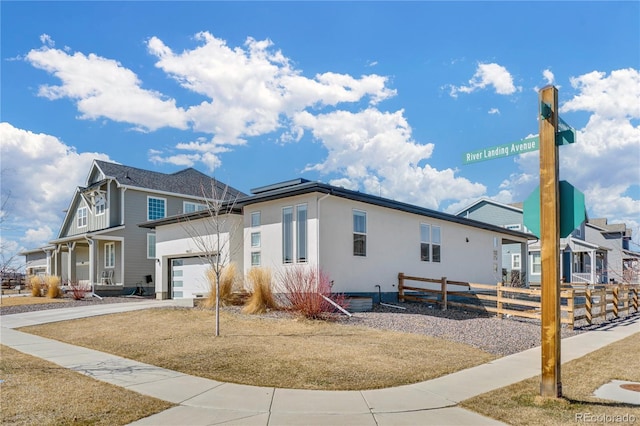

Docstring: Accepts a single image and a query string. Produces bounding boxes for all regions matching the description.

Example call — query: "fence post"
[622,286,629,317]
[585,288,592,325]
[441,276,447,311]
[612,286,619,318]
[567,289,575,330]
[398,273,405,302]
[496,281,503,319]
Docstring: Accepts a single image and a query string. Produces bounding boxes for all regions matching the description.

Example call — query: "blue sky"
[1,1,639,267]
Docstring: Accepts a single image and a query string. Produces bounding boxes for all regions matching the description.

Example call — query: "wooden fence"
[397,273,639,329]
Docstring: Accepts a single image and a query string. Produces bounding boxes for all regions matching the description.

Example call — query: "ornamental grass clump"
[46,276,62,298]
[243,267,277,314]
[279,266,348,320]
[29,275,43,297]
[204,263,241,308]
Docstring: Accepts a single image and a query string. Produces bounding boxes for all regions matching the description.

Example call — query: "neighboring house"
[143,179,535,301]
[455,198,640,285]
[22,160,244,295]
[22,246,56,277]
[586,218,640,284]
[456,198,530,286]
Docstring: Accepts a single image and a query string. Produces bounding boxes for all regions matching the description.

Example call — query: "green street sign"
[523,181,586,238]
[462,136,539,164]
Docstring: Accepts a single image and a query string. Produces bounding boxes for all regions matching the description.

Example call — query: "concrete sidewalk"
[1,301,638,425]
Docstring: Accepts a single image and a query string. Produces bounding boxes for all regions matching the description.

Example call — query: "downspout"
[316,192,331,283]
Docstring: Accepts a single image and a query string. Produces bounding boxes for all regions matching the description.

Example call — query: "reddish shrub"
[69,281,90,300]
[279,266,348,319]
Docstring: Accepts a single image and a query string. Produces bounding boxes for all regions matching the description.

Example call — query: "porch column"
[53,246,63,277]
[67,242,77,283]
[590,249,596,284]
[87,238,96,285]
[521,241,529,287]
[45,249,52,276]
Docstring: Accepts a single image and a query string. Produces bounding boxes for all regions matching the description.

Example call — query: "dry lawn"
[461,332,640,425]
[19,307,496,390]
[0,296,69,307]
[0,345,174,426]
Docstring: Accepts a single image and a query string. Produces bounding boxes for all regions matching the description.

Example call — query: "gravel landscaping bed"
[218,302,584,357]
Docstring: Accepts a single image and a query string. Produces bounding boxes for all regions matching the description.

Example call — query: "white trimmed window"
[282,206,294,263]
[353,210,367,257]
[95,194,106,215]
[296,204,308,263]
[512,253,521,270]
[251,211,261,227]
[420,224,441,263]
[251,252,261,266]
[183,201,206,214]
[147,234,156,259]
[251,232,261,248]
[77,207,88,228]
[147,197,166,221]
[531,252,541,274]
[105,242,115,268]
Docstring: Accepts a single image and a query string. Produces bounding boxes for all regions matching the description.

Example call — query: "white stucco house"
[142,179,535,301]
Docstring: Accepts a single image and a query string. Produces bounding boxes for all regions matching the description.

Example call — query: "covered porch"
[48,234,124,293]
[564,238,609,284]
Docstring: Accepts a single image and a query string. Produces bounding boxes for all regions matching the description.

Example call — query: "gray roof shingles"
[94,160,246,199]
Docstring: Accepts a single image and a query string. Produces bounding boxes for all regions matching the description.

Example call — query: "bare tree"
[0,186,20,273]
[180,179,243,336]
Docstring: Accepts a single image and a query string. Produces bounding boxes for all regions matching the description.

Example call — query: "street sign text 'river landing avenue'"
[462,136,539,164]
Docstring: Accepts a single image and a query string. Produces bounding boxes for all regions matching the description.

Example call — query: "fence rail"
[398,273,639,329]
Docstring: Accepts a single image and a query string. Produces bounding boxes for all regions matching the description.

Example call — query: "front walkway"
[1,301,638,425]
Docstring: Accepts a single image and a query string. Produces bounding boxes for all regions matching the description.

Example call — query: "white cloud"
[0,122,111,250]
[488,108,500,115]
[542,69,555,85]
[449,63,520,97]
[145,32,395,146]
[561,68,640,119]
[26,38,188,132]
[295,108,485,208]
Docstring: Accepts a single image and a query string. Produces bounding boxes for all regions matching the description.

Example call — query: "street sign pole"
[539,85,562,398]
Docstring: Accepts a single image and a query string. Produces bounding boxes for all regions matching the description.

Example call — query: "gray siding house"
[456,198,640,285]
[22,160,244,295]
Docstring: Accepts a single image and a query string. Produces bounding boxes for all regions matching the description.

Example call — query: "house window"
[504,224,521,231]
[432,226,441,263]
[251,252,261,266]
[251,211,261,227]
[296,204,307,262]
[353,210,367,257]
[251,232,261,248]
[420,224,430,261]
[105,243,115,268]
[95,195,106,215]
[512,253,521,270]
[420,224,441,263]
[183,201,206,213]
[77,207,88,228]
[282,207,293,263]
[147,233,156,259]
[531,252,541,274]
[147,197,166,221]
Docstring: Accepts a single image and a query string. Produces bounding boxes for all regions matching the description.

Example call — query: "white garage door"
[170,257,211,299]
